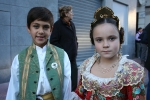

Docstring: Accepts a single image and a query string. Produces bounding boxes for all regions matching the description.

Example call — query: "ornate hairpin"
[91,6,119,28]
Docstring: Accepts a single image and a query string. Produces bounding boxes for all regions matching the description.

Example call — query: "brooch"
[51,62,58,69]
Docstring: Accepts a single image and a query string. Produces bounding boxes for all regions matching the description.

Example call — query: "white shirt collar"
[36,45,47,53]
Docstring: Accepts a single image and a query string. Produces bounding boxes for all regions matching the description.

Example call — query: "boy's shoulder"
[49,44,65,57]
[18,46,31,59]
[19,46,30,55]
[50,44,64,51]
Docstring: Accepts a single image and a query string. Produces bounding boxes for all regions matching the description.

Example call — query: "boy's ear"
[50,26,53,32]
[27,25,31,34]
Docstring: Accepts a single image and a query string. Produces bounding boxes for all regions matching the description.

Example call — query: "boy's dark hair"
[27,7,54,29]
[90,18,124,45]
[59,5,72,18]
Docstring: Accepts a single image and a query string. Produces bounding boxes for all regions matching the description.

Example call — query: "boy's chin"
[34,41,48,47]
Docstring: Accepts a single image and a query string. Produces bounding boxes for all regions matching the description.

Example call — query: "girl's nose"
[103,40,110,48]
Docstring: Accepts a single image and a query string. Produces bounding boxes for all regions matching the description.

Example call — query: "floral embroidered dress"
[74,53,145,100]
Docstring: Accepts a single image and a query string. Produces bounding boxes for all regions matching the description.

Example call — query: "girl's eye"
[96,38,102,42]
[109,37,115,41]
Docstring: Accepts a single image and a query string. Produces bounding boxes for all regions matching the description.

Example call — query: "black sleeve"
[50,23,62,48]
[141,30,148,44]
[72,22,78,49]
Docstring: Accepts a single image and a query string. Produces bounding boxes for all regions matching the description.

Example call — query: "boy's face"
[27,20,52,48]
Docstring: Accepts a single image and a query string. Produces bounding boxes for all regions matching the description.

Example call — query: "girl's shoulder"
[118,55,144,85]
[78,57,92,74]
[121,55,144,73]
[78,53,99,74]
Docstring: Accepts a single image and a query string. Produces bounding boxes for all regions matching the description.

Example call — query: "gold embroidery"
[21,42,63,100]
[49,43,63,91]
[21,44,35,100]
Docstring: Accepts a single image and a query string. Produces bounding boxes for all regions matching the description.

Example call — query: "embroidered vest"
[18,43,64,100]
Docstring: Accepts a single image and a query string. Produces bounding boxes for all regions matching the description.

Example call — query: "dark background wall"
[0,0,58,83]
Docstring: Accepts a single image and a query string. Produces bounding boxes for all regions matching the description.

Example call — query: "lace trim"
[79,53,144,97]
[79,53,128,84]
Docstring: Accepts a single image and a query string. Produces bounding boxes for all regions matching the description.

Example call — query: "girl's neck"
[98,54,119,66]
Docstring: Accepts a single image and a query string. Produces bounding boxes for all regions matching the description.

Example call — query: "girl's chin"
[101,55,116,58]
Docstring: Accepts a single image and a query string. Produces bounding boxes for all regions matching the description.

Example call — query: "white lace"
[79,53,130,85]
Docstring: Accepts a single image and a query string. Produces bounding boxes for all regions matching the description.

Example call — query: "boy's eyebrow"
[32,23,40,25]
[32,23,50,26]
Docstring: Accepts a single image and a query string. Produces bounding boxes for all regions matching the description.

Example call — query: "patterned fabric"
[75,53,145,100]
[18,42,64,100]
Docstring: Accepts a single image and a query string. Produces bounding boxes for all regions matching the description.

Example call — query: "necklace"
[99,63,118,74]
[97,57,120,74]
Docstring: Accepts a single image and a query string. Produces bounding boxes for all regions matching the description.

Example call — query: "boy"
[6,7,71,100]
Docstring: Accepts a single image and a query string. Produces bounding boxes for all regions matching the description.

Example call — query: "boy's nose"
[39,28,44,33]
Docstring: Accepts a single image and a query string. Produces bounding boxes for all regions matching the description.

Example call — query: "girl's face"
[93,23,120,59]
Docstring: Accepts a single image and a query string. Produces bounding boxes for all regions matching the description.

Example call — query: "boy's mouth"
[36,36,45,40]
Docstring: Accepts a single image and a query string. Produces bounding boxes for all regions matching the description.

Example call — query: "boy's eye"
[43,25,50,30]
[33,25,39,29]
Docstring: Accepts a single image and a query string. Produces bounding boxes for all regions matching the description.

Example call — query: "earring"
[94,48,97,54]
[118,45,122,57]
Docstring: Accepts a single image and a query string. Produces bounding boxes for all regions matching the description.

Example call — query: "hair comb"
[91,6,119,28]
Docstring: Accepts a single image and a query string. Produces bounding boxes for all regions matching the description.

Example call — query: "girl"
[72,7,145,100]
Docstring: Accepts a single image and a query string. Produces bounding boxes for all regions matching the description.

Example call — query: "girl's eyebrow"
[95,37,102,39]
[108,35,117,37]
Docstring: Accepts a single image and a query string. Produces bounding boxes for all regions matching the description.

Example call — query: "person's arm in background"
[50,22,62,48]
[136,33,141,41]
[72,22,78,49]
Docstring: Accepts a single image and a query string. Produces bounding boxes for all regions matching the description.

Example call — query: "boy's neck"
[34,41,48,48]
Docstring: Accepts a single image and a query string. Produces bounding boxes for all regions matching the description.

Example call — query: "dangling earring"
[94,48,97,54]
[118,45,122,57]
[94,48,100,63]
